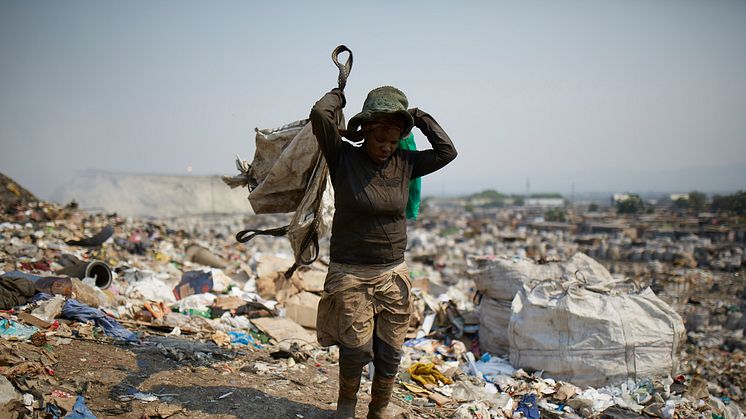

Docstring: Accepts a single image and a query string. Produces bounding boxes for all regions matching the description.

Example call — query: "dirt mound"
[0,172,38,210]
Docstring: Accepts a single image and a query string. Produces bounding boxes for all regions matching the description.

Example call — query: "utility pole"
[211,176,216,217]
[571,182,575,206]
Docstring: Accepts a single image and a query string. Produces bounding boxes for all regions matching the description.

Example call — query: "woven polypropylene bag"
[508,275,685,387]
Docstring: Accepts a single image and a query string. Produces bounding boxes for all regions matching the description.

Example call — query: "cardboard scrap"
[427,391,451,406]
[294,268,325,293]
[212,296,246,311]
[143,403,184,418]
[250,317,316,345]
[256,255,294,279]
[256,271,299,304]
[554,383,577,401]
[16,312,52,329]
[400,382,429,395]
[283,292,320,329]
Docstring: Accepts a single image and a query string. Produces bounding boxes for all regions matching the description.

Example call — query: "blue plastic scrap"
[172,270,213,300]
[61,299,138,342]
[228,331,262,349]
[403,337,429,347]
[64,395,96,419]
[0,318,39,340]
[1,270,43,282]
[515,393,540,419]
[45,403,63,419]
[31,292,54,303]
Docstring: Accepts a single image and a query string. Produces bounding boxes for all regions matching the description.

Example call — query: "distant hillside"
[452,162,746,197]
[51,171,253,217]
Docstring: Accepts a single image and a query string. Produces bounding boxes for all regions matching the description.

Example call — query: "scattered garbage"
[0,275,36,309]
[185,243,228,268]
[55,256,113,289]
[0,374,23,414]
[32,276,106,308]
[0,171,744,417]
[64,395,96,419]
[61,299,138,342]
[65,224,114,247]
[0,318,39,340]
[31,294,66,323]
[515,393,540,419]
[173,269,229,300]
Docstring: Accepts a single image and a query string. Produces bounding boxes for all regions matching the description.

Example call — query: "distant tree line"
[711,191,746,215]
[467,189,526,207]
[617,190,746,215]
[616,194,646,214]
[544,207,567,222]
[673,191,706,212]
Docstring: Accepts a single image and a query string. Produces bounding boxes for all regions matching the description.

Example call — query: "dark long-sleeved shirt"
[310,88,457,266]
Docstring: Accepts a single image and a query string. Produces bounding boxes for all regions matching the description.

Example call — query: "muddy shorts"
[316,261,412,349]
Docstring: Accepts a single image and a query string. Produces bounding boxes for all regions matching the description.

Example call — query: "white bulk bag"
[508,277,685,387]
[472,257,564,301]
[478,296,512,355]
[473,253,614,301]
[476,253,617,355]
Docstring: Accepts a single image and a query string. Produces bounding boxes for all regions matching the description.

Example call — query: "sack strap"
[235,225,289,243]
[332,45,353,90]
[237,46,350,277]
[283,165,329,278]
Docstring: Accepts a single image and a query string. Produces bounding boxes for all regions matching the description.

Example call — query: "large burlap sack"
[223,118,338,269]
[249,120,321,214]
[286,146,335,265]
[508,274,685,387]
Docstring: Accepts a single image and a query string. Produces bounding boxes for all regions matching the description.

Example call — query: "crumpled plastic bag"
[31,294,66,323]
[125,277,176,304]
[228,331,262,349]
[515,393,540,419]
[0,318,39,340]
[61,299,138,342]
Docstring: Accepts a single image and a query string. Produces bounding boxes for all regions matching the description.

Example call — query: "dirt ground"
[49,335,427,419]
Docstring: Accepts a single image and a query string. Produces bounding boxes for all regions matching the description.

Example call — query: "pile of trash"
[0,173,38,211]
[0,196,326,415]
[1,172,744,417]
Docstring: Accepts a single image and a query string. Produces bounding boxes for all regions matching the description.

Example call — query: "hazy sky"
[1,0,745,199]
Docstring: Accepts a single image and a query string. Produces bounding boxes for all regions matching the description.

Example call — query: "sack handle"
[332,45,353,90]
[235,225,289,243]
[528,269,641,296]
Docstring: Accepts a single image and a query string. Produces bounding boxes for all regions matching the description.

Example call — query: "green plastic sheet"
[399,133,421,220]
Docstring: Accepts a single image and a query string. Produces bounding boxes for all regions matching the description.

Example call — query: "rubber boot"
[367,375,397,419]
[335,371,362,419]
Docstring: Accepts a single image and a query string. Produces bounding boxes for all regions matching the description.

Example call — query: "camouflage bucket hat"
[347,86,415,138]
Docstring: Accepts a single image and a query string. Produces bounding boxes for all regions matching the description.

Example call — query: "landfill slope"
[50,170,253,218]
[0,171,38,210]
